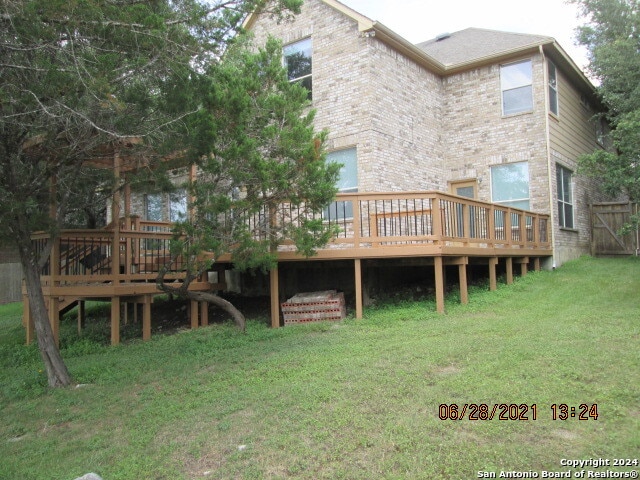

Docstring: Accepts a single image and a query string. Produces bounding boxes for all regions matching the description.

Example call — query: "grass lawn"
[0,256,638,479]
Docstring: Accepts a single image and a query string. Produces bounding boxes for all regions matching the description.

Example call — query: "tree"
[0,0,302,387]
[155,37,341,329]
[572,0,640,208]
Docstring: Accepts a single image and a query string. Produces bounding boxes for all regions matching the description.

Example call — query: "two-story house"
[244,0,609,268]
[22,0,612,343]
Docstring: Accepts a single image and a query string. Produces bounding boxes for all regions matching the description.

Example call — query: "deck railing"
[274,191,550,251]
[33,191,551,283]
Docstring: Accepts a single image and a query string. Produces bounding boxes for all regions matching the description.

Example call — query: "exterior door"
[449,180,478,237]
[449,179,478,199]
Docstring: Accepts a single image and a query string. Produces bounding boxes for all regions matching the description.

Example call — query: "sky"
[338,0,591,72]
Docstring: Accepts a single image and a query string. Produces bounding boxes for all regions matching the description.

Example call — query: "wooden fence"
[591,202,639,256]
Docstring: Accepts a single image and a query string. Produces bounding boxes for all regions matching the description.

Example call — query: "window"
[169,189,187,222]
[556,165,574,229]
[324,148,357,219]
[595,117,606,146]
[491,162,530,210]
[146,190,188,222]
[501,60,533,115]
[548,61,559,115]
[284,38,312,98]
[145,193,165,222]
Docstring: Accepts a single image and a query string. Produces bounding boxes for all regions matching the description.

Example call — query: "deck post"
[200,301,209,327]
[533,257,541,272]
[458,261,468,304]
[354,258,363,319]
[270,265,280,328]
[111,296,121,345]
[48,296,60,347]
[77,300,86,335]
[23,294,34,345]
[434,256,445,313]
[142,296,151,341]
[489,257,498,291]
[190,299,199,329]
[517,257,529,276]
[506,257,514,285]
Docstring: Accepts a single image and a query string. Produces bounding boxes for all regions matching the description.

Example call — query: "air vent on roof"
[435,32,451,41]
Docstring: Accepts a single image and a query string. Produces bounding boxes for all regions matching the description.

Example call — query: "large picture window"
[501,60,533,116]
[556,165,574,229]
[324,148,357,219]
[284,38,312,98]
[491,162,530,210]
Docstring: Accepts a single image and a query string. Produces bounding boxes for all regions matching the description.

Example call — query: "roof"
[244,0,595,92]
[416,28,554,68]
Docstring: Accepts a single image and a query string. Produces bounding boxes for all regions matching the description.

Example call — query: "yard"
[0,256,638,479]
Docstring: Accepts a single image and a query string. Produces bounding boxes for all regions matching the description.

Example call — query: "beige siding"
[547,61,610,265]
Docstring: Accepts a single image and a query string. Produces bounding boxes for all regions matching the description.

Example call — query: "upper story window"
[500,60,533,116]
[556,164,574,229]
[595,117,607,146]
[548,61,559,116]
[491,161,530,210]
[284,38,312,99]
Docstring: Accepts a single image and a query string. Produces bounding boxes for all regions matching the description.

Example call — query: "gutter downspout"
[540,45,557,268]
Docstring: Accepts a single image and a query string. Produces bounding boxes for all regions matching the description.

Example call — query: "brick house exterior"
[244,0,610,267]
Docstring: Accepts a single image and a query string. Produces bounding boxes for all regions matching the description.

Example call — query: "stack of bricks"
[281,290,346,325]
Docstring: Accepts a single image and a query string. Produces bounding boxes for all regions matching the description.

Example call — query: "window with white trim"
[324,148,357,219]
[501,60,533,115]
[556,165,574,229]
[491,162,530,210]
[548,61,559,115]
[284,38,312,99]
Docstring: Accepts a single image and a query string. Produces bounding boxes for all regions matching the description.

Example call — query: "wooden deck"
[24,191,552,344]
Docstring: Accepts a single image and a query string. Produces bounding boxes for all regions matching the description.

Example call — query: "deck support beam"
[515,257,529,277]
[270,265,280,328]
[354,258,363,319]
[533,257,541,272]
[489,257,498,291]
[190,300,199,329]
[458,261,468,304]
[200,301,209,327]
[434,256,445,314]
[49,297,60,347]
[77,300,86,335]
[23,294,34,345]
[505,257,514,285]
[142,296,152,341]
[111,296,120,345]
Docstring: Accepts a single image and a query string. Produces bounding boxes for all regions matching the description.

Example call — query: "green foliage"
[169,36,340,274]
[573,0,640,203]
[0,0,306,384]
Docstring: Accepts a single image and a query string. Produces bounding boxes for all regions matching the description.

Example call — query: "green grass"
[0,256,638,479]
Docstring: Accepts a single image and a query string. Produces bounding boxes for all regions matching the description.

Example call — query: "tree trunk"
[156,281,246,332]
[20,251,73,388]
[187,290,246,332]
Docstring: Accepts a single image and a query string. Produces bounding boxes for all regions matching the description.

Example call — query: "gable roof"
[244,0,595,93]
[416,28,554,68]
